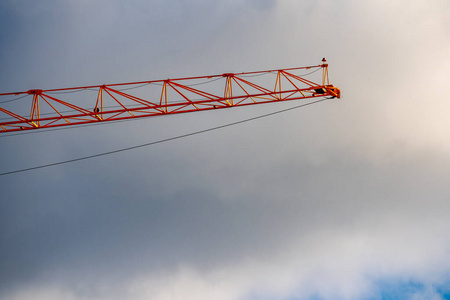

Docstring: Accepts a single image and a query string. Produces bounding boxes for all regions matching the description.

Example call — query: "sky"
[1,0,450,299]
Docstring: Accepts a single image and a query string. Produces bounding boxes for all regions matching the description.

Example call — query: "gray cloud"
[1,0,450,299]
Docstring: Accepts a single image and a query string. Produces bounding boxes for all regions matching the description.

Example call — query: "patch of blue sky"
[367,279,450,300]
[265,279,450,300]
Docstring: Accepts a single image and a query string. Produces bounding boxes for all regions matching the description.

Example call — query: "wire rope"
[116,83,151,91]
[47,88,94,95]
[0,98,332,176]
[0,94,29,104]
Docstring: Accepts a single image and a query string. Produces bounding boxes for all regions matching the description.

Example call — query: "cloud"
[1,0,450,300]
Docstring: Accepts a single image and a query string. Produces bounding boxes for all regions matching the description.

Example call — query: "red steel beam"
[0,61,340,133]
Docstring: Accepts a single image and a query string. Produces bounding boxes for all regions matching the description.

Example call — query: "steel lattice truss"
[0,61,340,133]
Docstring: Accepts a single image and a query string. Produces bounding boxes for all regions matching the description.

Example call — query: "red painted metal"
[0,61,340,133]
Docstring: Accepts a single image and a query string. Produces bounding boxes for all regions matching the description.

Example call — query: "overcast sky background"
[1,0,450,299]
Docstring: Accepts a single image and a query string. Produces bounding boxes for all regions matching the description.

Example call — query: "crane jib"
[0,60,340,133]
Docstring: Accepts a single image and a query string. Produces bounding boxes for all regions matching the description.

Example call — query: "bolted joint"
[27,89,43,95]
